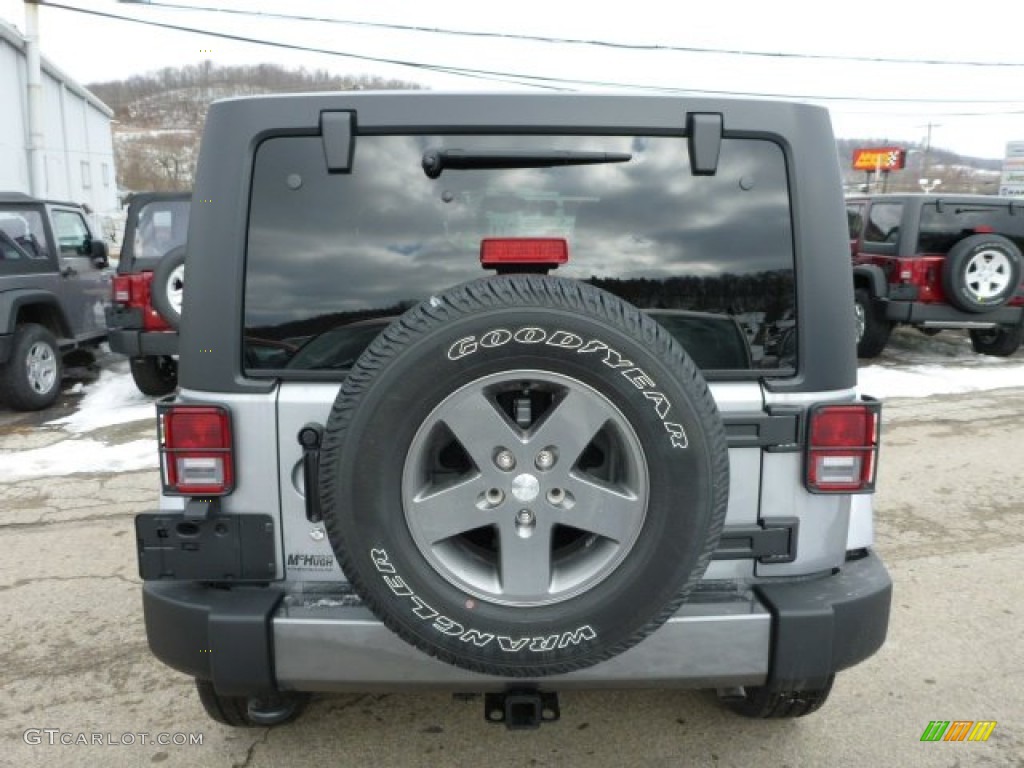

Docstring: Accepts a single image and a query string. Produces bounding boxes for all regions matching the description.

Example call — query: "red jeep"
[847,194,1024,357]
[106,192,189,395]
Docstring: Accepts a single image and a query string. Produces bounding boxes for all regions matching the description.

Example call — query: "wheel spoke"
[408,476,491,544]
[497,520,553,597]
[557,474,644,543]
[529,388,609,465]
[403,369,649,606]
[437,390,521,475]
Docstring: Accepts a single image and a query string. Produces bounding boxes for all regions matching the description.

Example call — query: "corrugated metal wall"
[0,21,117,214]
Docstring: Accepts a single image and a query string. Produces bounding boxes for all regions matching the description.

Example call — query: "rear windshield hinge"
[686,112,723,176]
[321,111,355,173]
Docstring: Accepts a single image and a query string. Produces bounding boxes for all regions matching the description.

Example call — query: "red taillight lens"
[806,402,880,493]
[159,405,234,495]
[112,275,133,304]
[113,272,171,331]
[480,238,569,268]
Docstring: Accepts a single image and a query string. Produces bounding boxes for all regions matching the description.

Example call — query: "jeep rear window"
[244,134,796,375]
[918,203,1024,254]
[133,200,190,261]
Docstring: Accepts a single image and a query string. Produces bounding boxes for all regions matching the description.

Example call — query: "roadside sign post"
[999,141,1024,197]
[853,147,906,193]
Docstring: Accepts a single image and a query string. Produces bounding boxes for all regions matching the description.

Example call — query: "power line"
[35,2,571,91]
[122,0,1024,69]
[34,1,1024,105]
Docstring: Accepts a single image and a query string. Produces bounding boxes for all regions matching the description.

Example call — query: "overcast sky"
[3,0,1023,160]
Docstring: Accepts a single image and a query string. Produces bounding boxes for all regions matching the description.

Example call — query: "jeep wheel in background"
[128,355,178,396]
[942,234,1022,314]
[194,679,309,727]
[151,246,186,329]
[969,325,1023,357]
[854,289,891,358]
[318,275,730,677]
[0,323,63,411]
[725,675,835,719]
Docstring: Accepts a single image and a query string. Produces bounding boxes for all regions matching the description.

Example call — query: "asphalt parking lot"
[1,335,1022,768]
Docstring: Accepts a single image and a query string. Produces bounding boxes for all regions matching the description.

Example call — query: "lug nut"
[516,509,535,526]
[546,488,565,505]
[535,450,555,470]
[485,488,505,505]
[495,450,516,471]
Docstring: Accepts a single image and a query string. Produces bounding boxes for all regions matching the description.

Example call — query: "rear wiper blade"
[422,149,631,178]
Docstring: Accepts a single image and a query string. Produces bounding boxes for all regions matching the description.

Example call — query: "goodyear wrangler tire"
[319,275,729,677]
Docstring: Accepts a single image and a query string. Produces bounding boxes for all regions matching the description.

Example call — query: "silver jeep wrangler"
[136,93,890,728]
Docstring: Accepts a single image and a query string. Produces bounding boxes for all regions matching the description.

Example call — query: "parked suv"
[0,192,110,410]
[136,93,891,729]
[107,192,190,395]
[847,193,1024,357]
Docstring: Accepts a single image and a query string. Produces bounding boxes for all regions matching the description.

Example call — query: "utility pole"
[24,0,45,196]
[920,122,941,185]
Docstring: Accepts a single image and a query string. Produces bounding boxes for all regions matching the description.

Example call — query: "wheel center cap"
[511,473,540,502]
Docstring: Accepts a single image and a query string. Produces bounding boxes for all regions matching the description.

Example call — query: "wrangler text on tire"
[318,275,730,677]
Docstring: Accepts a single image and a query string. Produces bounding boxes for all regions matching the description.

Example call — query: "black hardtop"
[125,191,191,207]
[181,91,855,395]
[847,193,1020,209]
[119,191,192,274]
[0,190,82,208]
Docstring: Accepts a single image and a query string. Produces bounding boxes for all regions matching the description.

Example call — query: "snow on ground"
[858,361,1024,399]
[857,330,1024,399]
[47,367,157,433]
[0,361,159,482]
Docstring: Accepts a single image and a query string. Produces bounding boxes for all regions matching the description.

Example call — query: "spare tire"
[318,275,729,677]
[942,234,1022,313]
[151,246,186,329]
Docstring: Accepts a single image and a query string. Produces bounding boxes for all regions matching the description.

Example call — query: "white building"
[0,18,117,213]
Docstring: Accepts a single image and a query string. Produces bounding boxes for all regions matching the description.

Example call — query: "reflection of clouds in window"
[245,134,794,346]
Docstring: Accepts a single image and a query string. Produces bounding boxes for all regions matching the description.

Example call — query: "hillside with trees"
[88,62,420,193]
[86,65,1003,197]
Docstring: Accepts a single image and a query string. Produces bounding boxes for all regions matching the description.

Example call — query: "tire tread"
[318,275,730,677]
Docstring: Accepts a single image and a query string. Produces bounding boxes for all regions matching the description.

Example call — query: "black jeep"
[0,192,110,410]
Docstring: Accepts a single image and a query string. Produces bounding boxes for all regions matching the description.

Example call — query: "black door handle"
[298,423,325,523]
[61,265,77,277]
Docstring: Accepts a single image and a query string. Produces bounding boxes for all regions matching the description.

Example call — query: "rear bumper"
[108,328,179,357]
[884,299,1023,327]
[142,550,891,695]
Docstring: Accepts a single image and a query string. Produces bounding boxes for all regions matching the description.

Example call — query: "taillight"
[112,273,171,331]
[805,402,881,493]
[112,275,133,304]
[481,238,568,269]
[158,404,234,495]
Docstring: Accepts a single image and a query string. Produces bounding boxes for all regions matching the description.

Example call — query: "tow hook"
[484,689,560,730]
